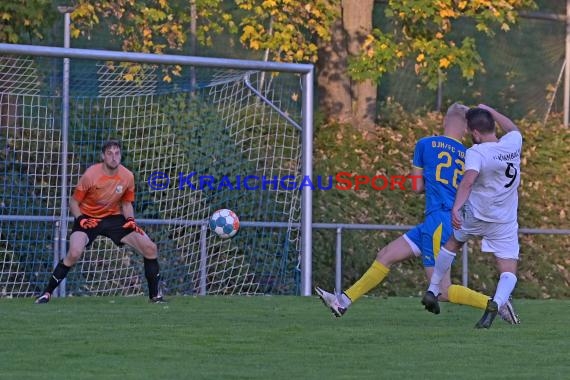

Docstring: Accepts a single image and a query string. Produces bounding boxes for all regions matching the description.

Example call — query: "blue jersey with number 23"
[406,135,466,266]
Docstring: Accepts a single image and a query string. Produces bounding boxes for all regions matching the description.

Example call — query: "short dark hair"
[101,139,122,153]
[466,108,495,134]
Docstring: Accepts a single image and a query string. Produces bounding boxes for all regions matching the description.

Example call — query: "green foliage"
[349,0,536,89]
[69,0,339,65]
[193,0,238,46]
[0,0,56,43]
[236,0,338,63]
[70,0,236,81]
[71,0,184,53]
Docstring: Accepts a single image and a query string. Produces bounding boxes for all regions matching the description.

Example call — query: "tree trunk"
[317,4,353,124]
[317,0,376,131]
[342,0,376,131]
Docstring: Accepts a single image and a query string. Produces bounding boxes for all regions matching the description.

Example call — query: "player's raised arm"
[477,104,519,133]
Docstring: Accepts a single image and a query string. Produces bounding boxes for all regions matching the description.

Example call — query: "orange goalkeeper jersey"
[72,163,135,218]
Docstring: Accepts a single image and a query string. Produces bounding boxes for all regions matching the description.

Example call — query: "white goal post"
[0,42,314,297]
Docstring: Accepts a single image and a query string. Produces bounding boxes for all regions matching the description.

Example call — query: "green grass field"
[1,296,568,380]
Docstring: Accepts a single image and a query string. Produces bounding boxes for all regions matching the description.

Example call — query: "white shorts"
[454,206,520,260]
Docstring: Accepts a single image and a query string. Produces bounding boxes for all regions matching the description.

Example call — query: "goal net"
[0,51,308,297]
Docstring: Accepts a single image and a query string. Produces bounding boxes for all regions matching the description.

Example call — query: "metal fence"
[313,223,570,294]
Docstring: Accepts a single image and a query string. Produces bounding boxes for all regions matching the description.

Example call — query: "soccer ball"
[209,209,240,239]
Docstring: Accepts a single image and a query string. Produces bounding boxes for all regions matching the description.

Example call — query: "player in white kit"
[421,104,522,329]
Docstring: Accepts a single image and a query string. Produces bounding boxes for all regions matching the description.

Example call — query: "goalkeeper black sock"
[44,260,71,294]
[144,258,160,298]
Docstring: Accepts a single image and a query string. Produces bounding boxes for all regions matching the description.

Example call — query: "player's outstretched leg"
[498,297,521,325]
[475,299,499,329]
[315,287,347,318]
[421,291,440,314]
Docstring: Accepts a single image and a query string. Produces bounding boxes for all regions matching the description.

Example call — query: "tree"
[68,0,337,82]
[317,0,375,128]
[70,0,237,81]
[235,0,336,64]
[0,0,56,44]
[319,0,536,131]
[1,0,538,131]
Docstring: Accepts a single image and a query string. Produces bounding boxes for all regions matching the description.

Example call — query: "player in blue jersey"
[316,103,519,324]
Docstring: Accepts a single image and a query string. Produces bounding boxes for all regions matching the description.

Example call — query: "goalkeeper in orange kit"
[35,139,166,304]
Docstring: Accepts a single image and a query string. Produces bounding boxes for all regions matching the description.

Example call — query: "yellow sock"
[344,261,390,302]
[448,284,489,310]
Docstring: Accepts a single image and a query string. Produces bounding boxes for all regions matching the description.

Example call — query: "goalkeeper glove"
[123,217,145,235]
[77,215,101,229]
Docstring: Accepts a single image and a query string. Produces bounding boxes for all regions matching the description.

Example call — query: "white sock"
[427,246,456,295]
[339,292,352,308]
[493,272,517,308]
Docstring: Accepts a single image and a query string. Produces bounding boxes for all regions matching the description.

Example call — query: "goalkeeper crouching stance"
[35,139,166,304]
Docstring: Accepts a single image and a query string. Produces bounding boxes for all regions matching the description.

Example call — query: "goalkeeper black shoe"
[475,299,499,329]
[34,292,51,304]
[315,287,347,318]
[421,291,440,314]
[150,282,167,303]
[150,296,168,304]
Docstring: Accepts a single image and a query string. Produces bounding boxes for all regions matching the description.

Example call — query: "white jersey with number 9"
[464,131,522,223]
